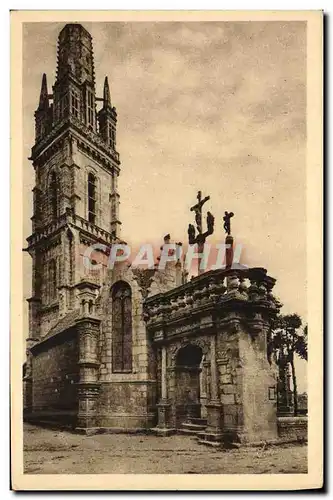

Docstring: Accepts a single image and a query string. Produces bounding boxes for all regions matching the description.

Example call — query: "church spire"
[38,73,49,110]
[103,76,112,109]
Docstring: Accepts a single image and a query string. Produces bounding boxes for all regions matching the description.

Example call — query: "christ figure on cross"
[190,190,210,234]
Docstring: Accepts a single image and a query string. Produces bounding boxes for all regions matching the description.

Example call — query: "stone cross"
[190,191,210,235]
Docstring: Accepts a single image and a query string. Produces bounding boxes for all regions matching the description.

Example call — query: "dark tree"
[269,313,307,416]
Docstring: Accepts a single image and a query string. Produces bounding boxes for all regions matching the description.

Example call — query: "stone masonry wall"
[278,416,308,442]
[216,331,244,435]
[216,327,278,443]
[38,305,60,338]
[31,330,79,425]
[238,329,278,443]
[97,381,157,430]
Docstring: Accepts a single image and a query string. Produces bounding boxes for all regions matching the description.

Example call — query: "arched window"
[48,259,57,302]
[50,172,59,220]
[112,281,132,372]
[88,173,97,224]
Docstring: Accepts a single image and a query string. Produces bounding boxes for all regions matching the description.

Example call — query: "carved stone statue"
[223,211,234,236]
[188,224,196,245]
[206,211,214,235]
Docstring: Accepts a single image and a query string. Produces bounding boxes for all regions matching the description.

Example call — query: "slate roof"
[43,309,81,340]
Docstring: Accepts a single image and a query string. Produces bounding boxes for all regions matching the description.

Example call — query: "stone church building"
[23,23,287,446]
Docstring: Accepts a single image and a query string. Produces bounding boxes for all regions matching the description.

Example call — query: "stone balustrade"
[144,267,280,328]
[26,210,116,249]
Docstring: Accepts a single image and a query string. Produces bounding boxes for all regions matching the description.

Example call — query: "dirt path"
[24,423,307,475]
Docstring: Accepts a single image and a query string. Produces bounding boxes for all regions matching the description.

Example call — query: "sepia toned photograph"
[11,10,323,491]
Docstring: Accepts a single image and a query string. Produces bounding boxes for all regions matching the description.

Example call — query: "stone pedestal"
[151,401,175,436]
[225,234,234,269]
[200,401,223,444]
[151,346,176,435]
[76,382,100,432]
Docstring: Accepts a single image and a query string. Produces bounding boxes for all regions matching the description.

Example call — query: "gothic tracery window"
[88,173,97,224]
[112,281,132,372]
[70,88,80,118]
[86,89,94,128]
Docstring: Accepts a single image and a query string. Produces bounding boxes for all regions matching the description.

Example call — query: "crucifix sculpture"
[188,191,214,274]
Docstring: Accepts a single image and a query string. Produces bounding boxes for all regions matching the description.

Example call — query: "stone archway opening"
[174,344,203,426]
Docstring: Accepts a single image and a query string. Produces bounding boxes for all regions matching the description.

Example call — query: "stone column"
[225,235,234,269]
[200,357,208,419]
[75,316,101,433]
[210,335,219,401]
[161,345,167,400]
[200,334,223,444]
[197,241,205,275]
[152,345,175,435]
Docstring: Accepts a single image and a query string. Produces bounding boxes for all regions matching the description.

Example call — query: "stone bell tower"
[24,24,122,342]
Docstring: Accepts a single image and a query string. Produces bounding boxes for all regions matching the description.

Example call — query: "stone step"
[178,422,207,436]
[190,418,207,427]
[178,428,203,436]
[181,422,207,431]
[197,438,223,449]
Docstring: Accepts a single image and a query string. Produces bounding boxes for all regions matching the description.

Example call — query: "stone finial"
[38,73,49,110]
[103,76,112,109]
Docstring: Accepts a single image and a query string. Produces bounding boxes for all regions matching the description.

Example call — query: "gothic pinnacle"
[103,76,112,109]
[38,73,49,110]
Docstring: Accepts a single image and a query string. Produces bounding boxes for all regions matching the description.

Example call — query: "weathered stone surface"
[221,383,237,394]
[24,23,281,446]
[30,331,79,425]
[221,394,235,405]
[221,374,233,384]
[278,416,308,442]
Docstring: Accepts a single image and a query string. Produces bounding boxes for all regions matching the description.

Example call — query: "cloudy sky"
[22,21,307,389]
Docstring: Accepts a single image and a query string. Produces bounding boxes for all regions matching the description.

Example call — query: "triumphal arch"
[144,264,279,446]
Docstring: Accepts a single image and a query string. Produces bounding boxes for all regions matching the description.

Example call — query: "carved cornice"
[75,316,101,330]
[30,117,120,171]
[78,359,100,367]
